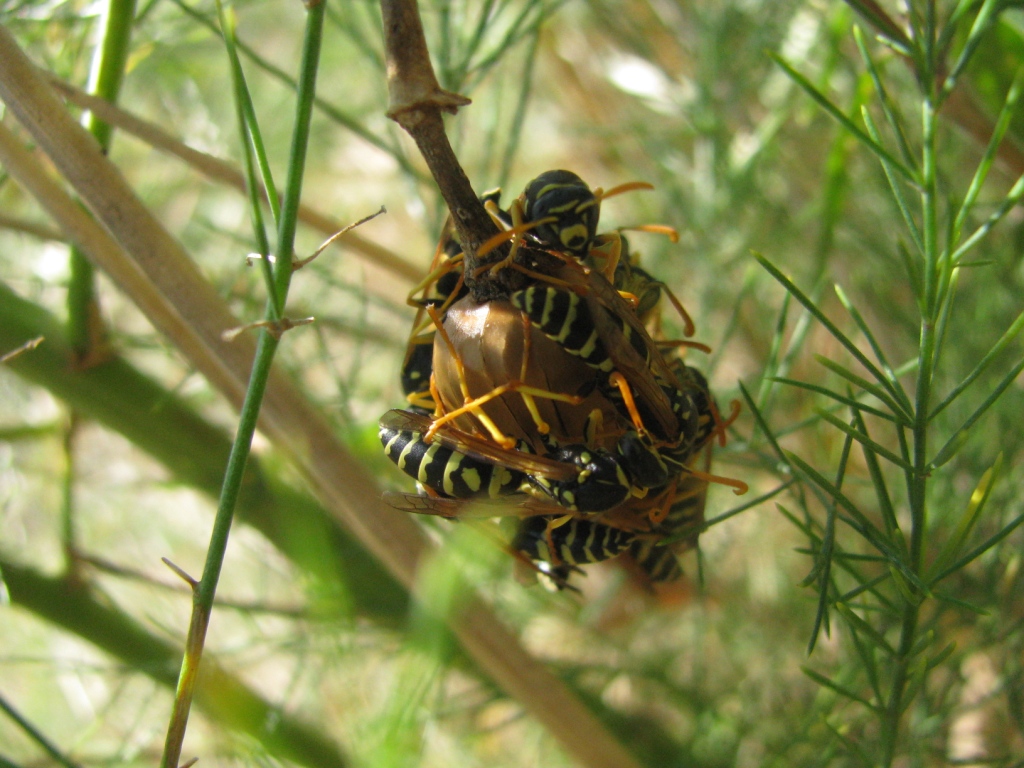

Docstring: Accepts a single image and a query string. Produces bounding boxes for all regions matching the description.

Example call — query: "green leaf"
[835,602,896,657]
[769,52,918,184]
[927,456,1001,584]
[843,2,914,54]
[837,573,892,606]
[785,452,927,594]
[813,355,913,423]
[942,0,1003,99]
[802,666,880,711]
[861,107,924,257]
[754,251,912,415]
[930,309,1024,419]
[931,509,1024,584]
[854,26,916,170]
[740,380,792,473]
[807,428,853,655]
[951,171,1024,263]
[814,408,916,471]
[929,356,1024,468]
[953,64,1024,239]
[849,410,897,537]
[702,480,796,530]
[772,377,903,424]
[844,613,883,701]
[926,642,957,671]
[932,590,990,615]
[834,284,912,412]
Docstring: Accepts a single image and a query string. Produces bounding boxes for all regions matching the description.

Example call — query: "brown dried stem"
[380,0,515,299]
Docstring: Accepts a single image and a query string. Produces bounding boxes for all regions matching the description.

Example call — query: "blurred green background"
[1,1,1023,766]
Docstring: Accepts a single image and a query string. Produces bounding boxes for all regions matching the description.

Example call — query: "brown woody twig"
[380,0,522,300]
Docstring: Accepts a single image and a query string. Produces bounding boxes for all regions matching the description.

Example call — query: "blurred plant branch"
[1,555,349,768]
[44,73,423,284]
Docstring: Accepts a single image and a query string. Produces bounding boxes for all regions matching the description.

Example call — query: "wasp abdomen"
[513,515,635,566]
[511,286,614,372]
[379,427,523,499]
[629,540,683,583]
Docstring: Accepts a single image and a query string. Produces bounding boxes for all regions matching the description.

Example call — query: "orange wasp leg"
[608,371,652,439]
[424,305,584,448]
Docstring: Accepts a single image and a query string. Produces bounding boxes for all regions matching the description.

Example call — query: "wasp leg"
[426,303,584,447]
[608,371,651,437]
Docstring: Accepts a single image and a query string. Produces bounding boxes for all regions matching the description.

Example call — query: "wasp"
[511,514,638,573]
[379,407,667,588]
[379,409,637,513]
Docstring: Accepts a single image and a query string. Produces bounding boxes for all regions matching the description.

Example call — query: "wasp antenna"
[658,338,713,355]
[687,468,748,495]
[596,180,655,200]
[711,399,742,447]
[621,223,680,243]
[647,481,678,525]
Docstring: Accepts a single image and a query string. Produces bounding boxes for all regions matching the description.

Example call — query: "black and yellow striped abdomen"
[511,285,647,373]
[380,426,523,499]
[513,515,635,566]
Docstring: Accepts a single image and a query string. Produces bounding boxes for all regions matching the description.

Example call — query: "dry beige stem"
[44,73,422,283]
[0,24,643,768]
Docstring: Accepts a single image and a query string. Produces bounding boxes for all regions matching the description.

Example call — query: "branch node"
[221,317,315,342]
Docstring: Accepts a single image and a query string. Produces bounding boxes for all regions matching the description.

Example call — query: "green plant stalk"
[216,0,276,308]
[160,5,325,767]
[880,67,942,768]
[60,413,77,574]
[1,556,348,768]
[167,0,426,184]
[67,0,136,359]
[0,280,408,622]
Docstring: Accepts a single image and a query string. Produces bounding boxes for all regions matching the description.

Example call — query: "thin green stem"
[215,0,275,309]
[67,0,136,360]
[60,413,78,575]
[159,4,326,767]
[880,64,940,768]
[168,0,426,184]
[0,693,83,768]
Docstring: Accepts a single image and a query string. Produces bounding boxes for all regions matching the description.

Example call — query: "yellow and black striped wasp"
[379,408,664,587]
[382,169,743,588]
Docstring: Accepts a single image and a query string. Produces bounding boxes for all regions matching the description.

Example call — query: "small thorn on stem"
[293,206,387,270]
[179,758,199,768]
[162,557,199,590]
[0,335,44,364]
